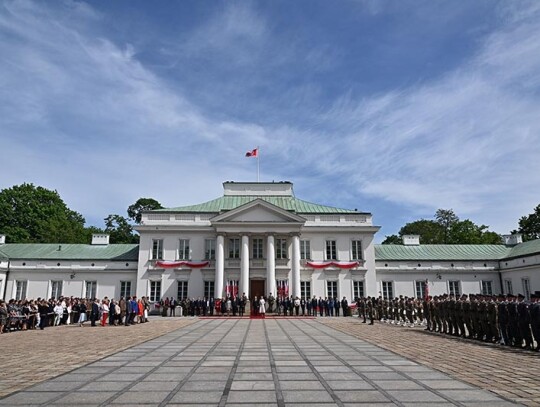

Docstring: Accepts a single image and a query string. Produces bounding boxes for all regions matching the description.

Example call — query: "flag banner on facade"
[226,280,239,297]
[276,279,289,299]
[245,148,258,157]
[155,260,210,269]
[306,261,359,269]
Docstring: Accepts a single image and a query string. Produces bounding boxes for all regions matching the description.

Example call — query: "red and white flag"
[245,148,258,157]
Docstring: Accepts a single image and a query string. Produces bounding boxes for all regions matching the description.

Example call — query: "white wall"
[3,259,137,300]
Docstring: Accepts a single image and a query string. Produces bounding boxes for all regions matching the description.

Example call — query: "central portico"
[135,181,379,303]
[210,189,307,298]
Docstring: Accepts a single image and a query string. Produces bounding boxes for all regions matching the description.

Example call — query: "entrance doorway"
[250,279,265,299]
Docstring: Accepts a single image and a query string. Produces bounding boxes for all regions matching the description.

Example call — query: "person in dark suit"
[209,297,215,316]
[341,297,348,317]
[90,299,99,326]
[125,297,132,326]
[300,298,306,316]
[38,300,49,330]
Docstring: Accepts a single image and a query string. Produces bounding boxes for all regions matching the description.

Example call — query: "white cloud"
[1,0,539,238]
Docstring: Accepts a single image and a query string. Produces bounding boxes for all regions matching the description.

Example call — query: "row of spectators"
[156,295,353,317]
[0,296,151,333]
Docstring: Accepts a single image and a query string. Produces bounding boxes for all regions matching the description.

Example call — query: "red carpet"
[198,315,317,320]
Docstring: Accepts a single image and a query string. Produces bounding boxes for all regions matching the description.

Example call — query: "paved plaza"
[0,318,533,406]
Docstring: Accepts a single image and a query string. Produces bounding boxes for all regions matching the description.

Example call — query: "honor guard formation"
[355,293,540,351]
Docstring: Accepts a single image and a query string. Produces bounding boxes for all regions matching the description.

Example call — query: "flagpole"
[257,146,260,182]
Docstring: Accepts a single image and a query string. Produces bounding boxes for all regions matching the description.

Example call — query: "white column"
[266,235,276,297]
[292,235,301,298]
[215,235,224,298]
[240,235,249,297]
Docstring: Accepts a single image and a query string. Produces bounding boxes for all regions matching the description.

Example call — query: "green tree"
[382,209,501,245]
[0,183,88,243]
[435,209,459,243]
[381,234,401,245]
[127,198,163,224]
[515,204,540,241]
[104,214,138,244]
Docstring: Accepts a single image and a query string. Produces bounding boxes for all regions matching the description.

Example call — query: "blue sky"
[1,0,540,242]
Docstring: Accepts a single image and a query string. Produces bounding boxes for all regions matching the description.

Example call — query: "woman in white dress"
[259,297,266,318]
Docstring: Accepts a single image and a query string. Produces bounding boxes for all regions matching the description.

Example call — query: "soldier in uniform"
[487,295,499,343]
[529,294,540,351]
[456,295,466,337]
[497,294,510,345]
[517,294,534,350]
[507,295,520,347]
[469,295,479,339]
[423,296,432,331]
[366,297,374,325]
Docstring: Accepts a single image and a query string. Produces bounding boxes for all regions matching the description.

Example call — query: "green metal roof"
[0,244,139,261]
[156,196,361,214]
[505,238,540,259]
[375,244,511,261]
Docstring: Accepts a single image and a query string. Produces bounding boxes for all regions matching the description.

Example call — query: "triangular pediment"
[211,199,306,224]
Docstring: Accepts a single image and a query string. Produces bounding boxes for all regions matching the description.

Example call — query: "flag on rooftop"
[245,148,258,157]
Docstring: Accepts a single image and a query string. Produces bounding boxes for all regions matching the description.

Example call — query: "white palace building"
[1,181,539,303]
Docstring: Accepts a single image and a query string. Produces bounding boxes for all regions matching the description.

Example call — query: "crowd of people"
[355,293,540,351]
[0,296,151,333]
[157,294,353,317]
[3,291,537,352]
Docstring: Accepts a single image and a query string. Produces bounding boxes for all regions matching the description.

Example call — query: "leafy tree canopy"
[514,204,540,241]
[0,183,88,243]
[382,209,501,245]
[127,198,163,224]
[104,214,138,244]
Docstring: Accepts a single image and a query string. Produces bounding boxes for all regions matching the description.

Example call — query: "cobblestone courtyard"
[0,317,536,406]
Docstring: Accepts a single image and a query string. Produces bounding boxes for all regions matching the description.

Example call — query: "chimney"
[402,235,420,246]
[0,235,5,245]
[502,234,522,247]
[91,234,110,245]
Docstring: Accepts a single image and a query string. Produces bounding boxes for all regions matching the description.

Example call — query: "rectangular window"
[326,281,338,299]
[120,281,132,298]
[415,281,426,299]
[382,281,393,300]
[300,240,311,260]
[276,238,287,259]
[15,281,27,300]
[504,279,513,295]
[325,240,337,260]
[481,280,493,296]
[522,278,531,300]
[178,239,190,260]
[252,238,264,259]
[177,281,188,300]
[353,280,364,300]
[85,281,97,299]
[51,280,63,299]
[351,240,363,260]
[448,280,461,296]
[204,239,216,260]
[149,281,161,302]
[204,281,215,299]
[151,239,163,260]
[300,281,311,300]
[228,238,240,259]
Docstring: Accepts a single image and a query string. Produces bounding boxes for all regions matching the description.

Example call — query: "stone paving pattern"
[0,318,523,406]
[322,319,539,407]
[0,317,195,398]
